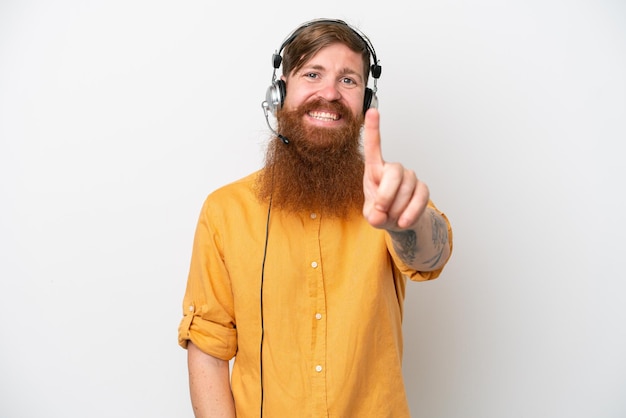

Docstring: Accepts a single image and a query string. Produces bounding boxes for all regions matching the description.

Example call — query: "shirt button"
[315,313,322,320]
[315,365,323,372]
[188,306,194,312]
[310,213,317,219]
[311,261,318,268]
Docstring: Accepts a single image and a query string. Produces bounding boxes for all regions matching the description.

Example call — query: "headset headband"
[270,18,382,91]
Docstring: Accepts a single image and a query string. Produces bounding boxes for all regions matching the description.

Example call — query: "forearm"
[388,207,450,271]
[187,341,236,418]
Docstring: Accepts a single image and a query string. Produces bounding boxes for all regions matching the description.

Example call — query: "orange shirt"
[178,171,452,418]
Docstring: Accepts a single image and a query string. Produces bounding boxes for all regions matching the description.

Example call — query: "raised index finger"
[363,108,384,167]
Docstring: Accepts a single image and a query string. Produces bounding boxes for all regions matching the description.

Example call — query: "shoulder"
[199,170,266,220]
[206,170,261,204]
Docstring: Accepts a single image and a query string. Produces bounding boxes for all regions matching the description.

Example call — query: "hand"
[362,108,430,231]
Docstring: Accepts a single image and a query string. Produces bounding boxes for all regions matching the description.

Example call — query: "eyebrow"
[304,64,364,83]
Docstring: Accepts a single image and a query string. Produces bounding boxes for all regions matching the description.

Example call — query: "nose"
[316,80,341,102]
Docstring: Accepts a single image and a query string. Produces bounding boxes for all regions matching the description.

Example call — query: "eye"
[341,77,357,86]
[304,72,319,79]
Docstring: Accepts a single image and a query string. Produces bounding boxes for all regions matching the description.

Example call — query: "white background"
[1,1,625,417]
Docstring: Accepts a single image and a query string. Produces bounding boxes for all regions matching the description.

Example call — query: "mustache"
[298,98,354,119]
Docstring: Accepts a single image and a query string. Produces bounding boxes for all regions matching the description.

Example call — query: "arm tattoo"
[389,211,449,269]
[388,229,418,265]
[430,211,448,246]
[426,211,449,269]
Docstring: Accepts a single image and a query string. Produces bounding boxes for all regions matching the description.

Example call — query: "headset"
[262,18,383,118]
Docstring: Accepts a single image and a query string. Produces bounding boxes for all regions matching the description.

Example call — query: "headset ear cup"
[363,88,376,114]
[265,79,287,115]
[276,79,286,110]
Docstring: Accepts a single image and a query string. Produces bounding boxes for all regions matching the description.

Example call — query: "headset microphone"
[261,101,290,144]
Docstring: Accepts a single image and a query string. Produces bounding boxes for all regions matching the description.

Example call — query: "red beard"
[256,98,365,218]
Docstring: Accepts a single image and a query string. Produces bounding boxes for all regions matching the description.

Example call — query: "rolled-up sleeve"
[177,197,237,361]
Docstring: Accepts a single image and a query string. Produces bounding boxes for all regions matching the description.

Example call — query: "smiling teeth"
[309,111,339,121]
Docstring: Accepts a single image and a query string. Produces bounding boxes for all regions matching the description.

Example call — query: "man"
[178,19,453,418]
